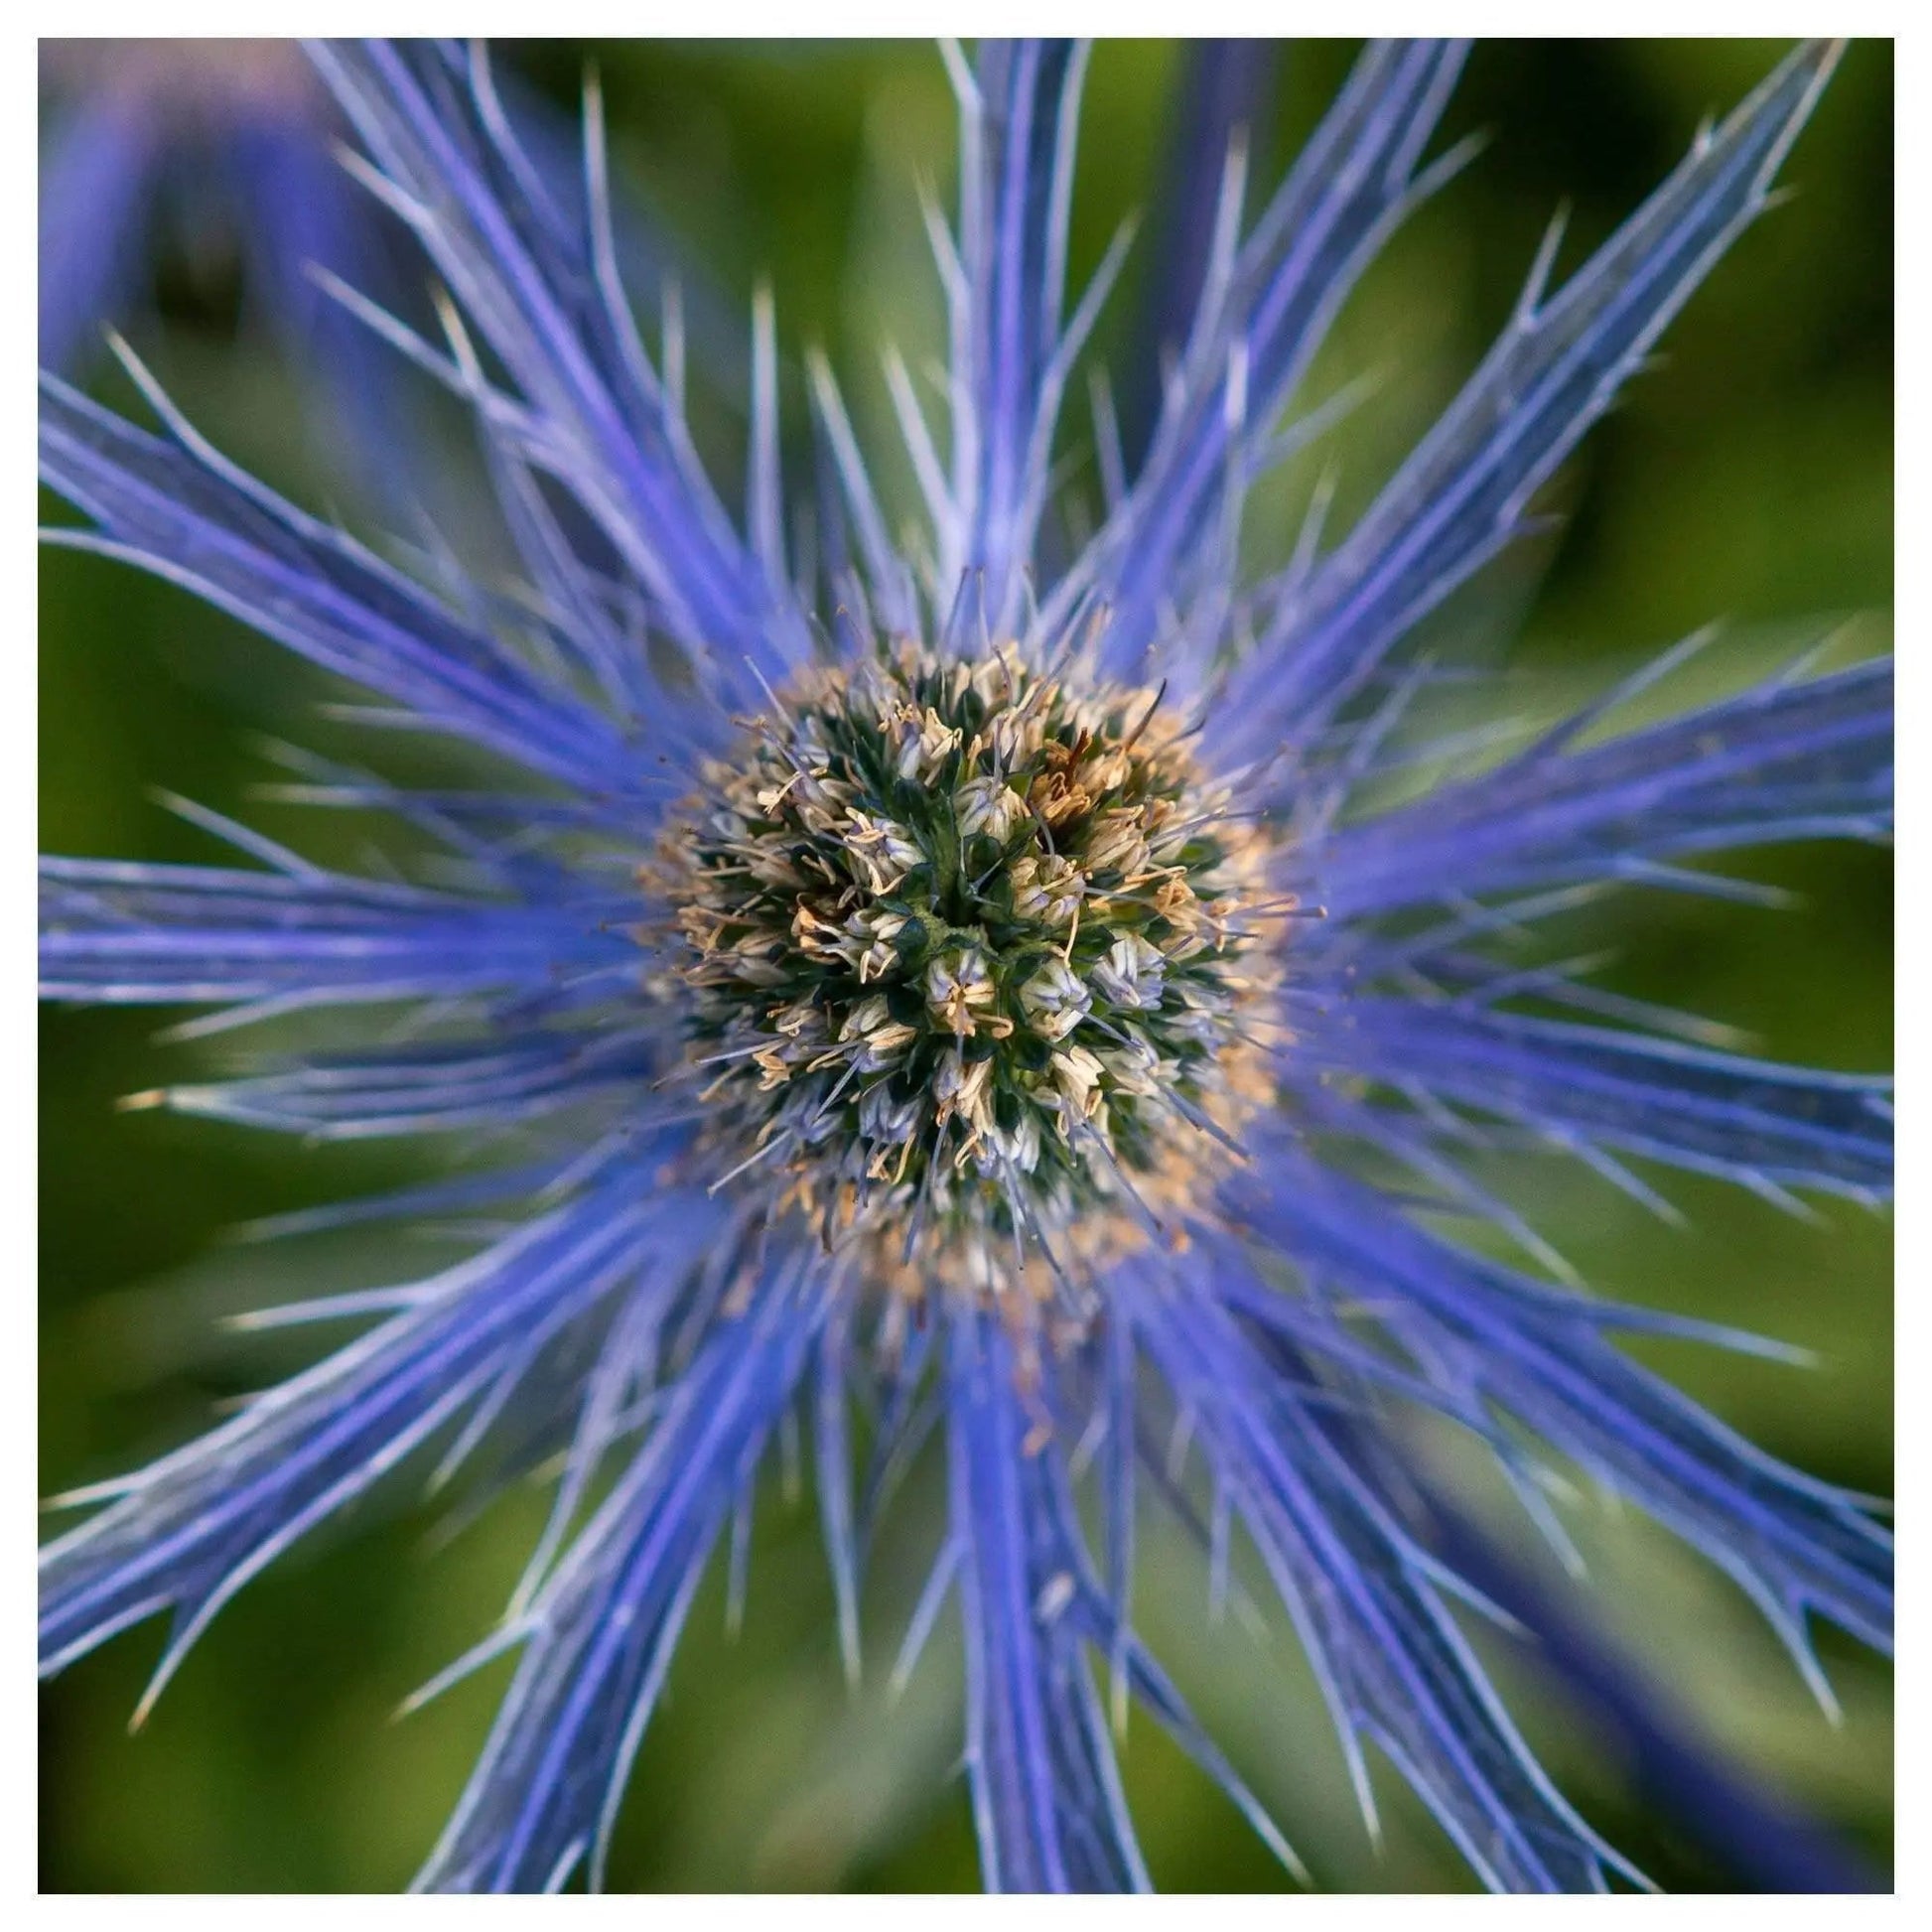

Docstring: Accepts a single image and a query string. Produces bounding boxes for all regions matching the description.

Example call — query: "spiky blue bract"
[40,38,1888,1892]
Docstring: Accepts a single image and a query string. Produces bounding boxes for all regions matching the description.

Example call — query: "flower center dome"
[655,643,1286,1305]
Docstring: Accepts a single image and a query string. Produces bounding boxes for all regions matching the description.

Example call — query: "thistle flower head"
[657,640,1282,1300]
[39,37,1890,1895]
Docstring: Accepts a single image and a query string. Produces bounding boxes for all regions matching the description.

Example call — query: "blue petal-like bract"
[417,1261,819,1892]
[41,1172,712,1705]
[42,374,644,786]
[1316,658,1892,913]
[40,37,1887,1894]
[39,99,160,370]
[308,39,811,697]
[1120,39,1281,470]
[1306,998,1892,1198]
[1211,39,1845,759]
[954,40,1086,633]
[40,855,635,1012]
[1220,1147,1892,1659]
[1082,40,1469,680]
[947,1311,1150,1891]
[1126,1265,1630,1892]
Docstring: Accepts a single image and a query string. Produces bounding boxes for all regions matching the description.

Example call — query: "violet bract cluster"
[39,39,1891,1892]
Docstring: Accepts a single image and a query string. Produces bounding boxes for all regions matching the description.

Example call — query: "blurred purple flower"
[39,40,407,481]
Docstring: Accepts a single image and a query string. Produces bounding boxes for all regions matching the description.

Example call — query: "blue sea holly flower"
[38,40,411,479]
[39,38,1891,1893]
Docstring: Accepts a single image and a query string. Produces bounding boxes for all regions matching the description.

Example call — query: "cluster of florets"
[651,642,1286,1304]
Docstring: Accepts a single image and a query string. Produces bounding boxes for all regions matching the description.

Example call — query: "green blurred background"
[41,40,1891,1891]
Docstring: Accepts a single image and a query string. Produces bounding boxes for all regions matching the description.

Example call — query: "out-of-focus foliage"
[41,40,1890,1891]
